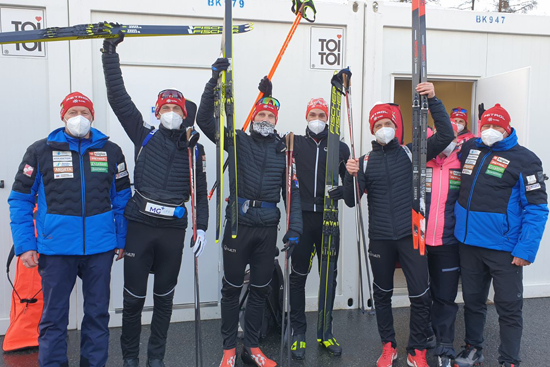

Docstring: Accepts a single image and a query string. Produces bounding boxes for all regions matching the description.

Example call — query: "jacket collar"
[47,127,108,153]
[475,128,518,151]
[305,126,328,141]
[371,137,400,152]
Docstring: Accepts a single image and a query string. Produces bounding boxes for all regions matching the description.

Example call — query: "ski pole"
[187,129,203,367]
[342,72,375,314]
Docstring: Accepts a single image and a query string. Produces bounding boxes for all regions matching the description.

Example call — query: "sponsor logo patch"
[450,170,461,190]
[145,202,175,217]
[23,164,34,177]
[526,183,541,191]
[117,162,126,172]
[527,175,536,184]
[465,159,477,165]
[91,166,109,173]
[462,168,473,175]
[53,161,73,167]
[90,161,108,167]
[54,173,74,179]
[53,156,73,162]
[116,171,129,180]
[89,156,108,162]
[53,167,73,173]
[52,151,71,156]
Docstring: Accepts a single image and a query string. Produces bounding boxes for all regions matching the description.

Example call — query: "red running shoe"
[219,348,236,367]
[241,346,277,367]
[377,342,398,367]
[407,349,429,367]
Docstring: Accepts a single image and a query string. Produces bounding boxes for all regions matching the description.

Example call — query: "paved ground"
[2,297,549,367]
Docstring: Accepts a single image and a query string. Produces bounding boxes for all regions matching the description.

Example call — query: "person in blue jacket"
[8,92,132,367]
[453,104,548,367]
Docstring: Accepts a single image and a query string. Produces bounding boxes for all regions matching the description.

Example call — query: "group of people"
[7,34,548,367]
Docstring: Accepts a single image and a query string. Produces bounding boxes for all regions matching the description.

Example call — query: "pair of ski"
[0,21,252,44]
[411,0,428,256]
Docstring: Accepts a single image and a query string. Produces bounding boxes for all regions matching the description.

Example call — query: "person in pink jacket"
[451,107,475,145]
[425,121,461,367]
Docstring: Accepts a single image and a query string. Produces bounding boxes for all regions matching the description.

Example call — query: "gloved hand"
[102,31,124,54]
[186,127,200,149]
[282,229,300,257]
[328,186,344,201]
[258,76,272,96]
[191,229,207,258]
[332,67,352,91]
[478,103,485,120]
[211,58,230,80]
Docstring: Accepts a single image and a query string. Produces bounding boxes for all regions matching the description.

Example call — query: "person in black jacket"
[344,83,453,367]
[197,59,302,367]
[101,37,208,367]
[288,96,350,359]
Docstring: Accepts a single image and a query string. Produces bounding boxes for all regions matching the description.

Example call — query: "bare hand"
[20,250,39,268]
[512,257,531,267]
[115,248,125,261]
[346,158,359,176]
[416,82,435,99]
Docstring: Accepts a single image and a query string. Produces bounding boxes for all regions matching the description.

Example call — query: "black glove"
[331,68,351,92]
[291,0,317,22]
[258,76,272,96]
[102,30,124,54]
[282,229,300,257]
[478,103,485,120]
[328,186,344,201]
[211,58,230,80]
[186,128,200,149]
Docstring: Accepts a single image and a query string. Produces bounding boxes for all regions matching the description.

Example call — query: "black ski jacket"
[344,96,454,241]
[196,78,302,234]
[102,52,208,230]
[293,127,350,212]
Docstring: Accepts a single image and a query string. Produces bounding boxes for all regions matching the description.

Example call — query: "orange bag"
[3,205,43,352]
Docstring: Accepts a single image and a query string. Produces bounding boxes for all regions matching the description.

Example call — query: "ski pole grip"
[342,73,350,89]
[289,132,294,152]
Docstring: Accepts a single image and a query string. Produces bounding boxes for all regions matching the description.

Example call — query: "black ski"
[411,0,427,256]
[317,73,343,346]
[0,22,253,45]
[222,0,239,239]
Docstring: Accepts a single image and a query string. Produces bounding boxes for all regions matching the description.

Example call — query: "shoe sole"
[377,352,397,367]
[317,342,342,356]
[454,363,484,367]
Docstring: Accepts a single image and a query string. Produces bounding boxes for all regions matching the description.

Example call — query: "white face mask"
[481,128,504,147]
[252,121,275,137]
[457,124,465,133]
[375,127,396,145]
[160,111,183,130]
[307,119,326,134]
[66,115,91,138]
[441,141,457,157]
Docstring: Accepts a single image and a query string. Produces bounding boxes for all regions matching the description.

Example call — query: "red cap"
[451,107,468,123]
[305,98,328,119]
[60,92,94,120]
[252,100,279,123]
[450,118,459,133]
[480,103,512,134]
[369,104,399,134]
[155,89,187,119]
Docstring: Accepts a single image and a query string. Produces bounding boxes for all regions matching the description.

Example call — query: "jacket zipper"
[382,149,396,239]
[432,165,443,246]
[313,142,320,211]
[79,140,87,255]
[258,142,269,199]
[463,149,492,243]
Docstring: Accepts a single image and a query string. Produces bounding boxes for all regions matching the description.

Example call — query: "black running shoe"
[317,333,342,356]
[123,359,139,367]
[436,355,452,367]
[291,334,306,360]
[454,345,484,367]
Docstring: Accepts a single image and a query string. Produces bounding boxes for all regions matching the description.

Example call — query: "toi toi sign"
[1,7,46,57]
[310,27,345,70]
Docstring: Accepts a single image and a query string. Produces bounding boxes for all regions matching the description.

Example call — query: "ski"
[0,21,253,45]
[187,130,203,367]
[341,70,374,314]
[223,0,239,239]
[411,0,428,256]
[280,133,294,367]
[207,0,317,201]
[317,73,343,345]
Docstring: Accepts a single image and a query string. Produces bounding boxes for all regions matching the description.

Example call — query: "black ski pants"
[459,243,523,366]
[369,236,431,352]
[221,224,278,350]
[427,244,460,358]
[121,220,186,360]
[289,211,338,335]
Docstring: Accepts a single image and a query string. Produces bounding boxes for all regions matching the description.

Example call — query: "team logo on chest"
[52,151,74,179]
[485,156,510,179]
[462,149,480,175]
[89,151,109,173]
[449,170,461,190]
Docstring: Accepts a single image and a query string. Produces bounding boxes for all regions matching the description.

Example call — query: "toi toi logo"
[318,38,342,66]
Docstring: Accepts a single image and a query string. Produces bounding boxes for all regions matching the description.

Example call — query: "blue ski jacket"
[454,130,548,263]
[9,127,132,256]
